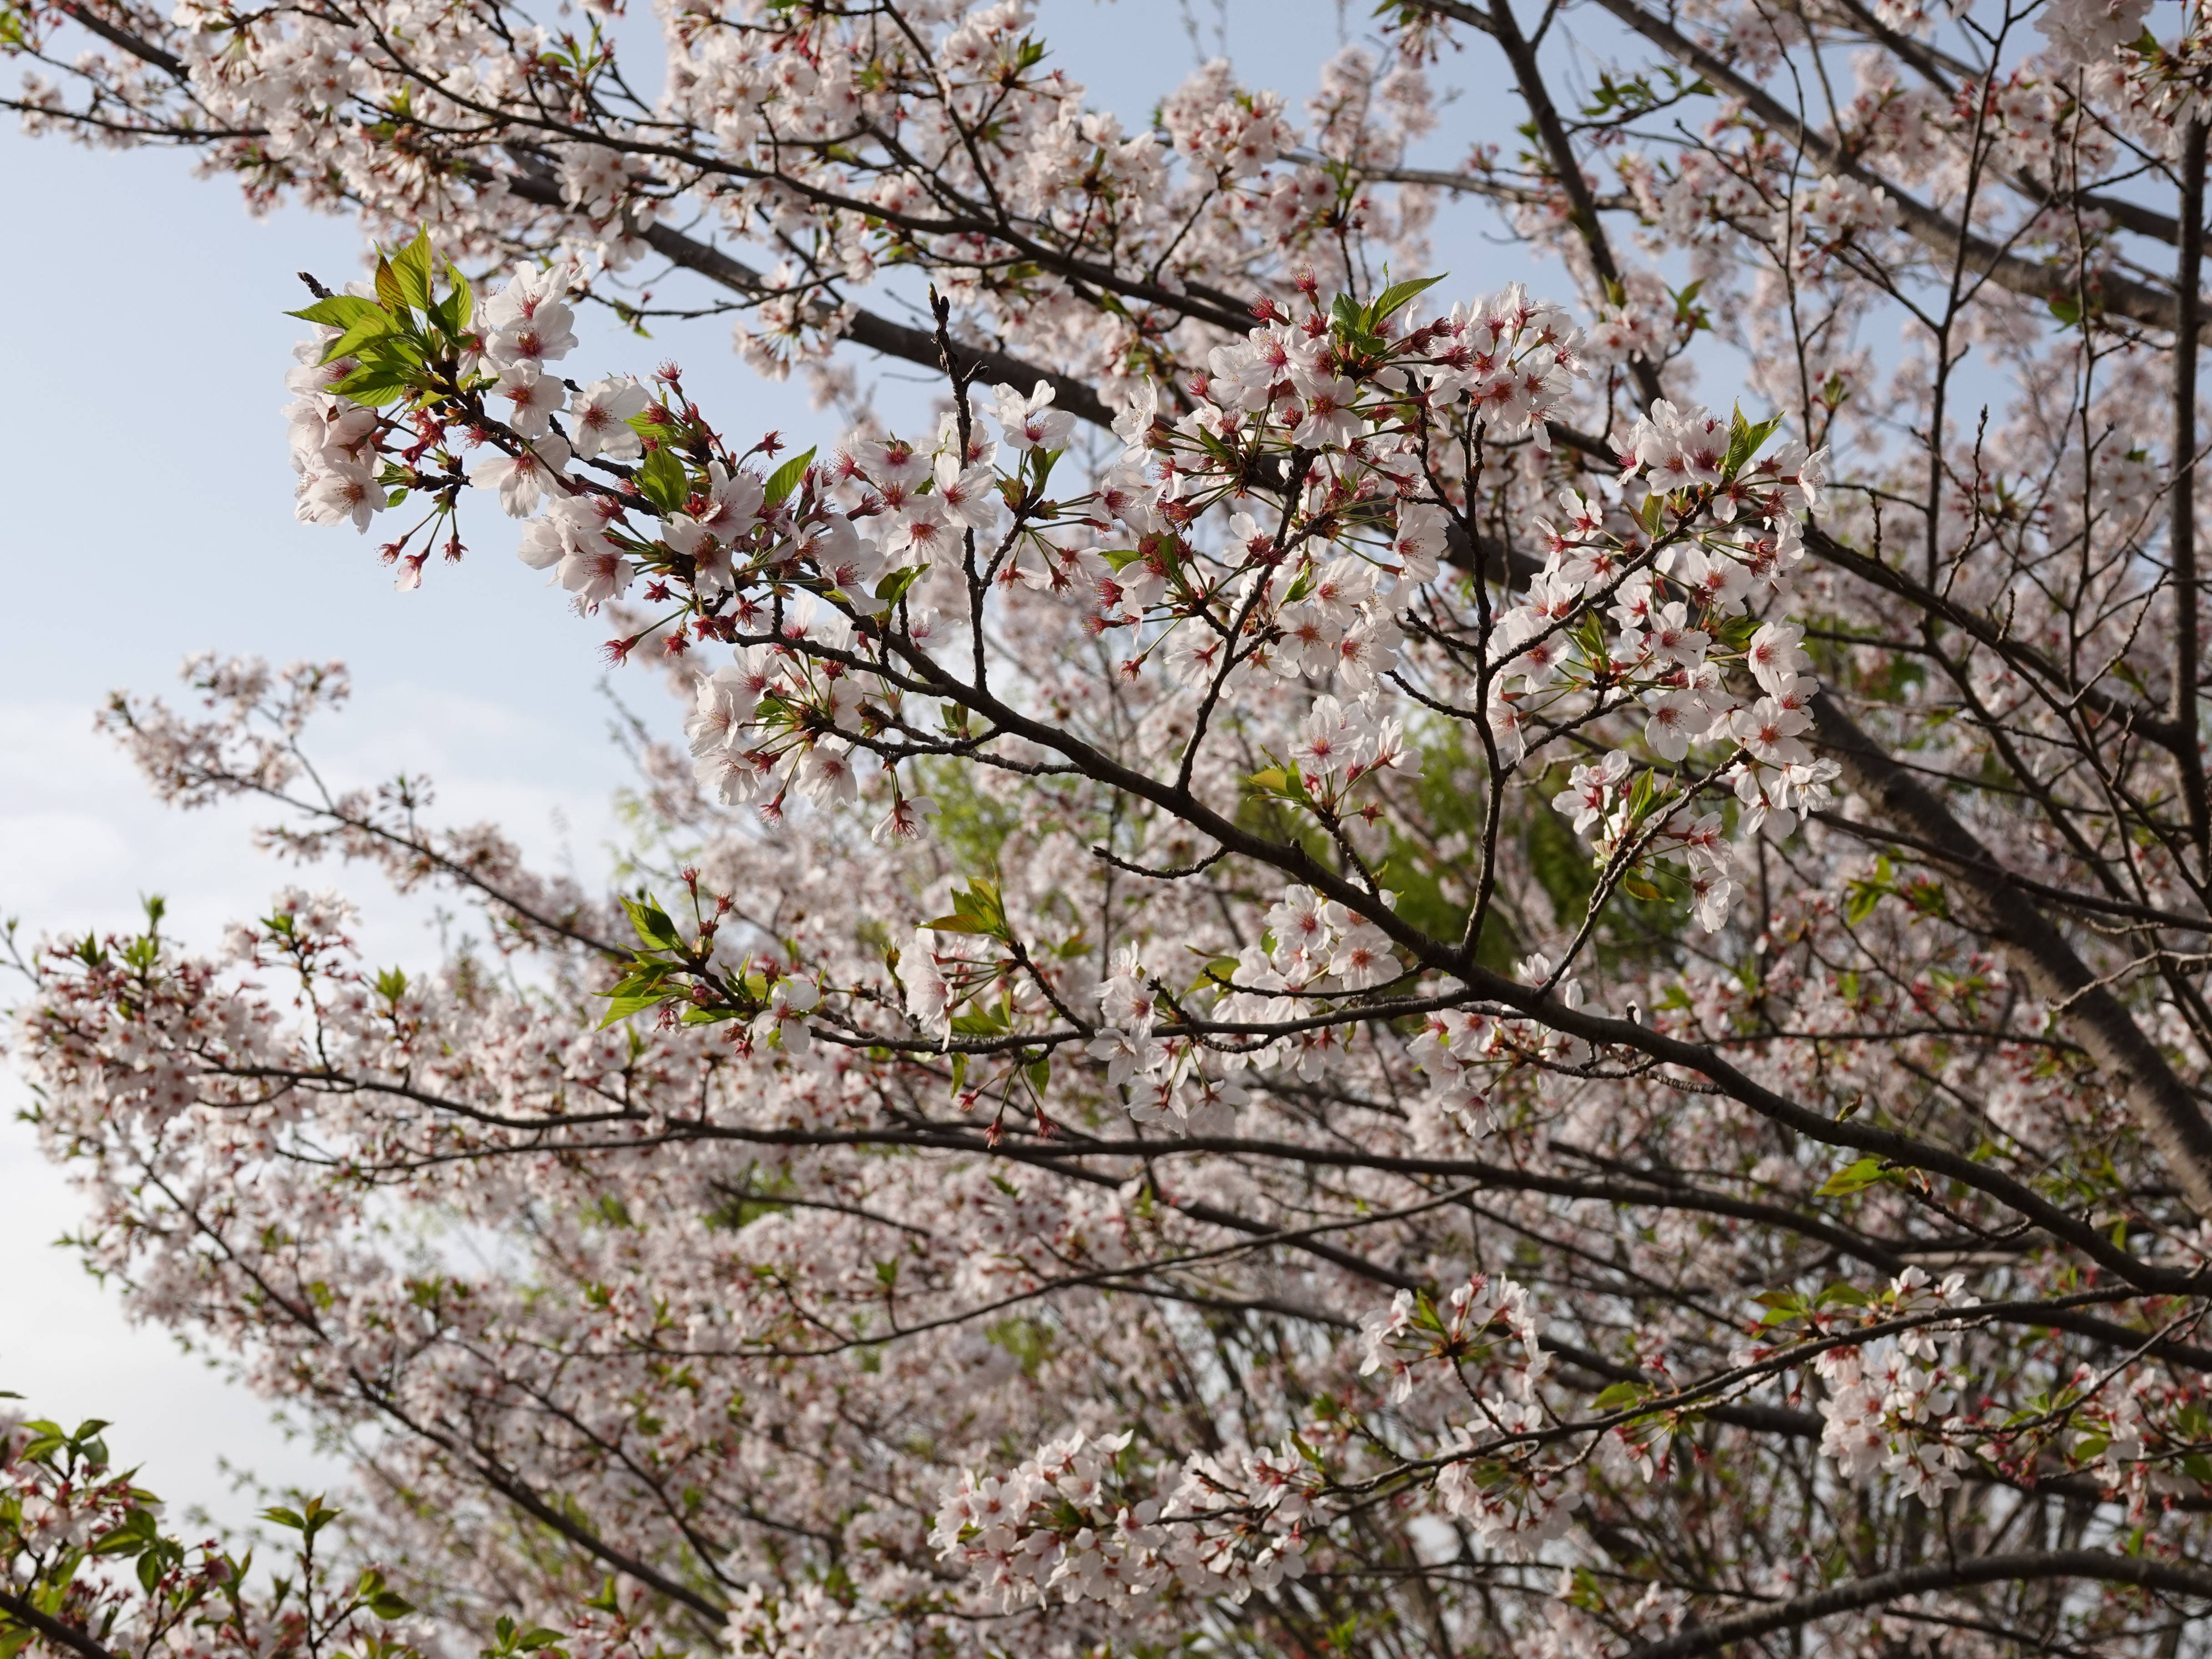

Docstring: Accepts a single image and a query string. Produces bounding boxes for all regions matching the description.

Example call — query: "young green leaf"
[390,226,437,313]
[597,992,669,1030]
[373,256,407,316]
[875,565,926,608]
[319,310,402,366]
[763,446,817,508]
[622,895,684,951]
[1592,1380,1654,1410]
[434,259,475,337]
[290,294,388,331]
[1366,272,1445,328]
[636,447,690,514]
[1815,1157,1894,1197]
[328,366,413,407]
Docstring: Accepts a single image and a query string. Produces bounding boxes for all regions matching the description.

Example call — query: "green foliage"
[483,1615,570,1659]
[874,565,927,608]
[286,228,481,410]
[1722,404,1783,481]
[923,877,1010,940]
[913,759,1022,871]
[707,1164,799,1231]
[635,447,690,513]
[1592,1380,1657,1411]
[1328,271,1445,357]
[763,446,817,508]
[1815,1157,1906,1198]
[15,1415,113,1469]
[596,891,757,1029]
[985,1316,1055,1377]
[1579,65,1713,119]
[1843,855,1952,925]
[353,1569,415,1622]
[260,1494,342,1540]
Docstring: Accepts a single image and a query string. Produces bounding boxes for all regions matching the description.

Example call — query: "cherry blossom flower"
[471,435,571,517]
[990,381,1076,453]
[568,376,649,461]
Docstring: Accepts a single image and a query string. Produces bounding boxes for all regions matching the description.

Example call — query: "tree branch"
[1623,1548,2212,1659]
[1485,0,1665,405]
[1812,692,2212,1218]
[0,1590,131,1659]
[2172,117,2207,855]
[496,172,1118,429]
[1496,0,2196,331]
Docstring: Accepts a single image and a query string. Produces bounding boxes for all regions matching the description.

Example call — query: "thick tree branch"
[358,1386,730,1624]
[2172,117,2207,855]
[55,0,183,77]
[1623,1549,2212,1659]
[1486,0,1666,406]
[0,1590,130,1659]
[1812,692,2212,1218]
[496,173,1117,429]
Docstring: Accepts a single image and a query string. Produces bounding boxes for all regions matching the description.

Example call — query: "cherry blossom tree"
[12,0,2212,1651]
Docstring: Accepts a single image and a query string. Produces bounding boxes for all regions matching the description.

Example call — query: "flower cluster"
[1496,401,1839,933]
[1357,1272,1552,1404]
[1356,1275,1581,1558]
[929,1431,1177,1613]
[1815,1338,1974,1505]
[931,1430,1319,1613]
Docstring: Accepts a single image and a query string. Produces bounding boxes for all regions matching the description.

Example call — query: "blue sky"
[0,0,1553,1538]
